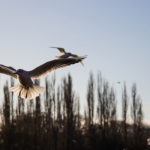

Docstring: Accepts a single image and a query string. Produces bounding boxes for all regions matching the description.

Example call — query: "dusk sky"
[0,0,150,123]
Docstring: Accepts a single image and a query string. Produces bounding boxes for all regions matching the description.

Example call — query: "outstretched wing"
[0,64,17,78]
[51,47,66,54]
[29,57,86,79]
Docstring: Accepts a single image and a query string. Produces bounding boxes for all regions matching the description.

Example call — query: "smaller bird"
[51,47,86,66]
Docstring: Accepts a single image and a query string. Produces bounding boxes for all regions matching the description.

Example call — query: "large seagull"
[0,57,86,99]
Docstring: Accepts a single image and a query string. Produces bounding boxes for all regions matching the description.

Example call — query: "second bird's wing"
[51,47,66,54]
[0,64,17,78]
[70,53,78,57]
[28,57,86,79]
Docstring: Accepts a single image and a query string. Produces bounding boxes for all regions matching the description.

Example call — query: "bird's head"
[14,69,24,75]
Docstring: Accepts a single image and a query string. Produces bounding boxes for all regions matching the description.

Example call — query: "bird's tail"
[10,84,44,99]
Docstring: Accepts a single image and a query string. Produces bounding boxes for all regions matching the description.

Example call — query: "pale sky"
[0,0,150,123]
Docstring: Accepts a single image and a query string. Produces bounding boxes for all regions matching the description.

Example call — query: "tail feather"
[28,88,33,99]
[30,87,36,98]
[11,85,21,93]
[10,84,44,99]
[21,88,26,99]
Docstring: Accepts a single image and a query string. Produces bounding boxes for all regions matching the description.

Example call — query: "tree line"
[0,73,149,150]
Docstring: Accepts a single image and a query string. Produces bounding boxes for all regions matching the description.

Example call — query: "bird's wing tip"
[78,55,87,60]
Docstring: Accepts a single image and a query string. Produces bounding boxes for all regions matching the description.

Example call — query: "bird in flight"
[51,47,86,66]
[0,57,86,99]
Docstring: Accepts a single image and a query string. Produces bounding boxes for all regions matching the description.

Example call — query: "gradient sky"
[0,0,150,122]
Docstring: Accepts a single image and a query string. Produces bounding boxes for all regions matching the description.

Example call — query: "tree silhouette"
[0,73,148,150]
[122,83,128,146]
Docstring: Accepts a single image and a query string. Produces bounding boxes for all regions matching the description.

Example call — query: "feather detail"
[10,84,44,99]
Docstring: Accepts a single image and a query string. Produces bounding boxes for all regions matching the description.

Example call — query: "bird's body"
[16,69,33,88]
[0,57,86,99]
[56,53,72,59]
[51,47,86,66]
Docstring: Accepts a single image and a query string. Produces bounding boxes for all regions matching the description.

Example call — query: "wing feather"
[51,47,66,54]
[0,64,17,78]
[29,57,85,79]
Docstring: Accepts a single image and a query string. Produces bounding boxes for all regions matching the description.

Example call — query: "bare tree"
[63,74,75,150]
[131,83,138,127]
[10,77,14,121]
[102,81,109,128]
[87,72,95,126]
[137,100,143,127]
[122,83,128,144]
[109,87,117,123]
[3,82,11,150]
[131,83,144,148]
[56,86,62,127]
[97,72,103,125]
[3,81,10,126]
